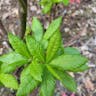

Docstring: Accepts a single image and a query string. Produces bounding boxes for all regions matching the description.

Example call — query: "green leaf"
[17,66,39,96]
[39,68,55,96]
[26,36,45,62]
[32,17,43,41]
[44,17,62,40]
[42,2,52,14]
[0,61,2,68]
[0,82,3,86]
[52,0,69,4]
[52,0,62,3]
[49,54,88,71]
[0,73,19,89]
[40,0,69,13]
[30,61,43,82]
[25,26,31,37]
[69,64,89,72]
[8,33,30,58]
[46,30,61,63]
[55,47,64,57]
[64,47,80,55]
[20,65,30,82]
[62,0,69,6]
[0,61,2,64]
[0,52,28,73]
[47,65,77,92]
[41,39,48,49]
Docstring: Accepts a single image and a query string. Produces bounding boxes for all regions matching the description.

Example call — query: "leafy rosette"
[0,17,88,96]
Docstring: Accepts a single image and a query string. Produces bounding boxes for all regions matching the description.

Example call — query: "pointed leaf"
[8,33,30,58]
[42,2,52,14]
[49,54,88,71]
[0,73,19,89]
[47,65,77,92]
[26,36,45,62]
[40,0,52,14]
[69,64,89,72]
[30,61,43,82]
[0,52,28,73]
[46,30,61,63]
[39,68,55,96]
[32,17,43,41]
[44,17,62,40]
[64,47,80,55]
[17,66,39,96]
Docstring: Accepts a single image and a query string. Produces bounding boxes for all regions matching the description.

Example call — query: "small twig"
[64,33,81,47]
[30,88,38,96]
[0,39,8,42]
[64,26,87,47]
[0,19,8,36]
[18,0,27,12]
[0,19,12,50]
[88,49,96,54]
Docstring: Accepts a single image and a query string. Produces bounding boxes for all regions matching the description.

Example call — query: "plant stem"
[18,0,27,38]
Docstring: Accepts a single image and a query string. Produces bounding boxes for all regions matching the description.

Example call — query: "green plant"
[40,0,69,13]
[0,17,88,96]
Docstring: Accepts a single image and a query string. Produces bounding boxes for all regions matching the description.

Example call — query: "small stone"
[0,48,3,55]
[92,7,96,13]
[30,6,37,11]
[64,28,70,32]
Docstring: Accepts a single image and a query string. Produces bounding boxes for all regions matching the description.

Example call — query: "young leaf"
[39,69,56,96]
[0,52,28,73]
[0,73,19,90]
[26,36,45,62]
[17,66,39,96]
[8,33,30,58]
[30,61,43,82]
[64,47,80,55]
[40,0,69,13]
[42,2,52,14]
[47,65,77,92]
[62,0,69,5]
[32,17,43,41]
[43,17,62,40]
[49,54,88,71]
[46,30,61,63]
